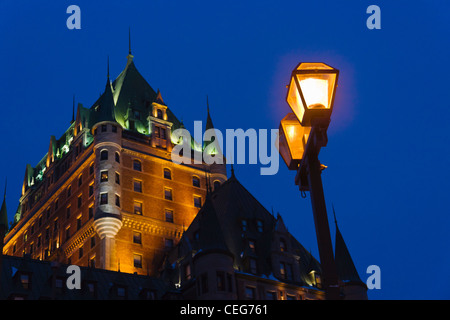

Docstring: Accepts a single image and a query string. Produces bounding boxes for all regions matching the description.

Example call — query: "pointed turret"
[333,206,368,299]
[0,181,8,233]
[93,59,117,125]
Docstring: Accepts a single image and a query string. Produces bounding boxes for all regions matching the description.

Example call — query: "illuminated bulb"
[299,78,329,109]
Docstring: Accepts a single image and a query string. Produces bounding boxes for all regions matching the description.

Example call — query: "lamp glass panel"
[286,77,305,123]
[296,73,336,110]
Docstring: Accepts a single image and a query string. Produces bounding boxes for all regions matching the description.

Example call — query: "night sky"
[1,1,449,300]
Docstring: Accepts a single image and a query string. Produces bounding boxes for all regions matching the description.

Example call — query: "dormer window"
[157,109,163,119]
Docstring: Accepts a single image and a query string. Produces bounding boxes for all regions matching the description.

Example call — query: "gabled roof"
[177,172,321,285]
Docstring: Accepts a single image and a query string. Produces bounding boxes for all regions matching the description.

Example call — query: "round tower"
[92,120,123,271]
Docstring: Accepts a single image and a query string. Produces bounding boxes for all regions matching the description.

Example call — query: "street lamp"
[286,62,338,127]
[278,113,311,170]
[280,62,340,300]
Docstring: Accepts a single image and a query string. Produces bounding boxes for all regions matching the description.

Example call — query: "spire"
[333,206,363,284]
[230,164,235,178]
[0,178,8,232]
[107,55,110,81]
[205,95,214,131]
[126,27,134,63]
[71,95,75,124]
[128,27,132,55]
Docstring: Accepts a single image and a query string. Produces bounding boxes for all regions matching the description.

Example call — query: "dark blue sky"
[1,1,449,299]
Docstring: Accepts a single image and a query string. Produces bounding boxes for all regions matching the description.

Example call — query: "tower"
[91,65,123,271]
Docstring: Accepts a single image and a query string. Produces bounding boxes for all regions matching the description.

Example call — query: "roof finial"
[128,27,132,55]
[230,164,235,178]
[71,95,75,124]
[4,177,6,199]
[107,55,110,81]
[206,95,210,113]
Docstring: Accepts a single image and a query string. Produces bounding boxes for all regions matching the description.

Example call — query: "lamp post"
[279,62,340,300]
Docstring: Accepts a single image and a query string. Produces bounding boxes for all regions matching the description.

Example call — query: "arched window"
[133,160,142,171]
[157,109,163,119]
[100,150,108,161]
[213,180,221,190]
[192,176,200,188]
[164,168,171,180]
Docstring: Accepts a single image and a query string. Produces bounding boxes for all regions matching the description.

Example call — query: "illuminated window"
[133,231,142,244]
[249,240,256,252]
[134,201,142,215]
[280,239,287,252]
[20,274,30,289]
[100,170,108,182]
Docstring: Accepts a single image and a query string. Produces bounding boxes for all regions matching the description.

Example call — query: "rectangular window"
[89,183,94,197]
[112,125,117,133]
[100,193,108,205]
[164,188,172,201]
[133,180,142,193]
[133,254,142,268]
[100,170,108,182]
[65,226,70,240]
[133,231,142,244]
[165,209,173,223]
[66,206,71,219]
[115,194,120,207]
[192,176,200,188]
[78,175,83,187]
[194,196,201,208]
[89,205,94,219]
[101,124,107,132]
[78,194,82,208]
[115,172,120,185]
[89,163,94,175]
[77,216,82,231]
[134,201,142,215]
[67,185,72,197]
[133,160,141,171]
[164,168,171,180]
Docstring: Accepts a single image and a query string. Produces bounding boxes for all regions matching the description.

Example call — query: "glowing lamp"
[286,62,339,126]
[278,113,311,170]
